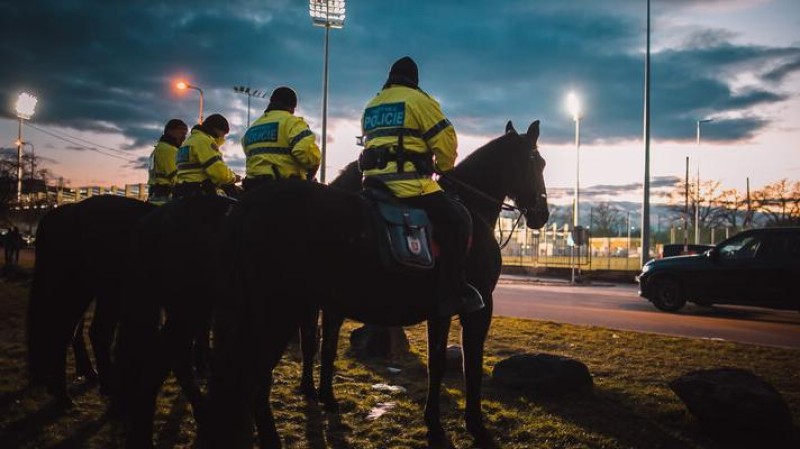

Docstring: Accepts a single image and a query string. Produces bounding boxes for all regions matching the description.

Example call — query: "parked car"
[637,227,800,312]
[661,243,715,258]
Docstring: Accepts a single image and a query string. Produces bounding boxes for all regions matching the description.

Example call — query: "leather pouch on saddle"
[362,187,435,274]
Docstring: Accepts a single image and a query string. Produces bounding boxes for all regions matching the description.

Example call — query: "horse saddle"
[361,188,434,274]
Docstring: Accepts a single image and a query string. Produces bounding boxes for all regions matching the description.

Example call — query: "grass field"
[1,274,798,448]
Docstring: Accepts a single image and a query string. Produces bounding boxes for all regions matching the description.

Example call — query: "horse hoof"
[468,424,496,448]
[426,428,451,448]
[75,370,99,385]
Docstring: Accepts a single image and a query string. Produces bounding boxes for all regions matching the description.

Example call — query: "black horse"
[27,195,156,403]
[209,120,548,448]
[113,193,238,449]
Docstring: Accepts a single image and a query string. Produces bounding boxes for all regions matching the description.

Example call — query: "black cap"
[269,86,298,109]
[203,114,229,134]
[164,118,188,134]
[387,56,418,87]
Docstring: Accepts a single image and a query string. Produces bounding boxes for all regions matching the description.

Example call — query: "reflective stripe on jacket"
[175,128,236,186]
[148,140,178,187]
[361,85,457,198]
[242,110,320,180]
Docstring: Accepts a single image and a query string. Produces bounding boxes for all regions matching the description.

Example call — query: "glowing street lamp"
[15,92,38,202]
[694,118,713,244]
[176,81,204,124]
[309,0,346,184]
[566,92,584,284]
[233,85,269,125]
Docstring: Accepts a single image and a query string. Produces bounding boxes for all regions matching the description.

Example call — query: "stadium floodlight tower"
[234,85,269,126]
[309,0,346,184]
[15,92,38,203]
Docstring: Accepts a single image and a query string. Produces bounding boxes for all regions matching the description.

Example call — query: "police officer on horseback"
[241,87,321,191]
[174,114,240,198]
[147,118,188,204]
[359,56,484,316]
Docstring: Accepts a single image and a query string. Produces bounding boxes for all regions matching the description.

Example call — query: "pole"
[247,93,252,125]
[745,177,752,229]
[574,116,581,228]
[320,24,330,184]
[17,118,23,203]
[640,0,652,266]
[684,156,689,253]
[695,166,700,244]
[198,88,204,124]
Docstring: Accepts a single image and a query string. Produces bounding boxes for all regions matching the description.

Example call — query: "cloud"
[0,0,797,158]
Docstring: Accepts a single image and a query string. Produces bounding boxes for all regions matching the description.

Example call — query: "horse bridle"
[436,170,528,250]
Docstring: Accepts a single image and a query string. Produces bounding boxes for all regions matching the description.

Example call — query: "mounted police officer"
[359,56,484,316]
[147,118,188,204]
[173,114,240,198]
[241,87,321,191]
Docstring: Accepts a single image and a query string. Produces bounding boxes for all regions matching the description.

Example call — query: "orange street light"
[176,80,204,124]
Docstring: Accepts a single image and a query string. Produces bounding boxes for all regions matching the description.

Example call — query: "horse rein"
[436,170,527,250]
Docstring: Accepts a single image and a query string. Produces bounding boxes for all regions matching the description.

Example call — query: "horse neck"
[452,153,506,225]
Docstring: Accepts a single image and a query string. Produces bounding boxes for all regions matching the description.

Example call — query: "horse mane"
[330,161,363,191]
[453,132,519,181]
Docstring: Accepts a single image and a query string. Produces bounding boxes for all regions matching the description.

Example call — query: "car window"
[765,230,800,259]
[718,234,762,260]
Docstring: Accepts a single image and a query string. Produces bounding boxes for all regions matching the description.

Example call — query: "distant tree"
[710,187,746,229]
[589,202,624,237]
[752,179,800,226]
[0,147,53,218]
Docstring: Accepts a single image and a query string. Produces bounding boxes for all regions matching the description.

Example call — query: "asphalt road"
[494,276,800,349]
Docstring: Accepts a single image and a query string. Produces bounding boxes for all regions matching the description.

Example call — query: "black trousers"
[399,191,472,299]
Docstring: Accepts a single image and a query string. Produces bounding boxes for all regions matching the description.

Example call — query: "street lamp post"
[310,0,346,184]
[566,92,582,284]
[641,0,652,267]
[233,85,268,125]
[695,119,712,244]
[15,92,38,203]
[176,81,204,124]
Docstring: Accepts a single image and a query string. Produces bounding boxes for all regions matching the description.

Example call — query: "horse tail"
[26,205,78,389]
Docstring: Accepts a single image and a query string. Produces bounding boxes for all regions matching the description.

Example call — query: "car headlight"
[641,263,652,274]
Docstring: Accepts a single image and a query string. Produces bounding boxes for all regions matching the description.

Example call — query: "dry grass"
[1,277,798,448]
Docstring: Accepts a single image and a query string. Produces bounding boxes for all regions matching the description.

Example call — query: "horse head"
[504,120,549,229]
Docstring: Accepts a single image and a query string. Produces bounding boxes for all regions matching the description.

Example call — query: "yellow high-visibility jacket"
[242,110,320,180]
[361,85,457,198]
[175,128,236,186]
[147,140,178,187]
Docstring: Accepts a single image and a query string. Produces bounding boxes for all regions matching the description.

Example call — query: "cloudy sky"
[1,0,798,204]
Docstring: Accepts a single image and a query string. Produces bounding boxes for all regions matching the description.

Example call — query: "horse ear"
[525,120,540,146]
[505,121,517,135]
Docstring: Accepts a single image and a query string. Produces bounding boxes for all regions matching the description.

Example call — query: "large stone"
[349,325,410,359]
[669,368,793,439]
[491,353,593,396]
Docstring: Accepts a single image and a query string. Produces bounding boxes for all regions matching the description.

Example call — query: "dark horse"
[27,195,156,403]
[209,120,548,448]
[113,193,238,449]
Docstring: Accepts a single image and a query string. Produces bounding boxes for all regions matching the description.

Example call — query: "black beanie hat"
[270,87,298,109]
[164,118,188,134]
[203,114,229,134]
[387,56,418,87]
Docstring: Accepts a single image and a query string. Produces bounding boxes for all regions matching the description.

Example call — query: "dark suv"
[637,227,800,312]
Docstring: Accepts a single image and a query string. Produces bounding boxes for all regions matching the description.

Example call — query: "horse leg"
[424,316,452,442]
[461,303,493,445]
[193,315,212,379]
[298,307,319,400]
[125,326,172,449]
[72,319,98,383]
[255,321,297,449]
[173,321,209,431]
[88,295,119,395]
[318,310,344,411]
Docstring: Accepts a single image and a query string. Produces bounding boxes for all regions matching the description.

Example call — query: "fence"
[11,183,148,210]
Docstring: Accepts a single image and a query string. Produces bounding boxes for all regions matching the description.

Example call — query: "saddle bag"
[364,190,435,274]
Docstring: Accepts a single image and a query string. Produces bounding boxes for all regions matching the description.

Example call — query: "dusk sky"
[1,0,798,205]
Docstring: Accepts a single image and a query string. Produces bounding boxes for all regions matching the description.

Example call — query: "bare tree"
[589,202,624,237]
[753,179,800,226]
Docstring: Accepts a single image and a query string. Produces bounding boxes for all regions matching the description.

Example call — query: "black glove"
[221,183,243,198]
[438,174,460,198]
